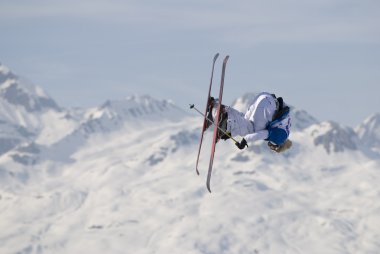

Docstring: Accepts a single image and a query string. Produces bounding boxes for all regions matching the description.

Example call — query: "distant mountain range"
[1,61,380,182]
[1,62,380,254]
[1,62,379,161]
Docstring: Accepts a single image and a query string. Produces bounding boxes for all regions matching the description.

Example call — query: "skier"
[207,92,292,153]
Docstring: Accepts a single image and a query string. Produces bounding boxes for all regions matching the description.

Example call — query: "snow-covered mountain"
[1,65,380,254]
[0,63,60,118]
[356,113,380,153]
[308,121,358,154]
[84,95,186,133]
[0,63,80,148]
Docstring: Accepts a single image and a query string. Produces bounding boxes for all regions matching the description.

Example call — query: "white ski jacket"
[226,92,284,143]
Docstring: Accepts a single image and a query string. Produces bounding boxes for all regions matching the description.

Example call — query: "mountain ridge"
[1,63,380,254]
[1,63,379,160]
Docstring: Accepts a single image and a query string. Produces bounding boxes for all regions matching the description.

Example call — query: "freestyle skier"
[206,92,292,153]
[191,53,292,191]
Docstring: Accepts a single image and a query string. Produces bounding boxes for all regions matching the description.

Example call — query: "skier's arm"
[244,130,269,143]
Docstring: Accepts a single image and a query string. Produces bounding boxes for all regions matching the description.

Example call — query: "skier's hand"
[235,138,248,150]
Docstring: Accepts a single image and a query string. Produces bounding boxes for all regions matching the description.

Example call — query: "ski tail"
[195,53,219,175]
[206,55,229,192]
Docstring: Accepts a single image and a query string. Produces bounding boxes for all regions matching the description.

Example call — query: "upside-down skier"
[191,53,292,191]
[206,92,292,153]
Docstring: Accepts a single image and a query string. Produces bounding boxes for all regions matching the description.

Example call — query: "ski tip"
[214,53,219,59]
[189,104,195,109]
[206,183,212,193]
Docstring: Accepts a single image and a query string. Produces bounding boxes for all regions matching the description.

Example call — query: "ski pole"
[189,104,241,144]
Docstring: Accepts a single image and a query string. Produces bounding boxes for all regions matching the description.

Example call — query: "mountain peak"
[231,92,259,112]
[0,63,17,84]
[77,94,187,137]
[0,62,10,73]
[0,63,60,112]
[356,113,380,150]
[91,94,183,121]
[290,107,319,131]
[310,121,357,154]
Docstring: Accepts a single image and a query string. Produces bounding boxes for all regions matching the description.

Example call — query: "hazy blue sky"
[0,0,379,127]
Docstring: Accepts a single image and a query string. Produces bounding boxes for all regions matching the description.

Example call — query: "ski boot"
[217,107,231,141]
[205,97,231,140]
[205,97,217,129]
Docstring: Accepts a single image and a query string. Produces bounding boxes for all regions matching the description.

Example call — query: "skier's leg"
[225,107,254,138]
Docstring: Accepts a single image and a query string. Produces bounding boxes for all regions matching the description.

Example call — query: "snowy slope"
[1,114,380,254]
[0,66,380,254]
[36,95,189,162]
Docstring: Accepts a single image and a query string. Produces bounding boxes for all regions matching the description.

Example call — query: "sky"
[0,0,379,127]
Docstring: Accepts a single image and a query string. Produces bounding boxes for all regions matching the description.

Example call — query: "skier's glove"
[235,138,248,150]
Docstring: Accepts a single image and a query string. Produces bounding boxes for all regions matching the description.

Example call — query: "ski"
[206,55,229,193]
[195,53,219,175]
